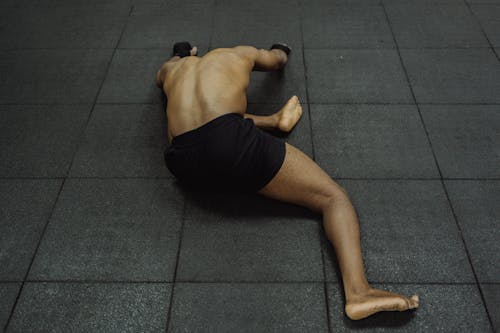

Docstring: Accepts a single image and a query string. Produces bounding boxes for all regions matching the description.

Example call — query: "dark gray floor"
[0,0,498,332]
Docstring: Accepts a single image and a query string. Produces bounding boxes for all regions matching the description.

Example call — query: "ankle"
[272,112,281,124]
[345,284,372,301]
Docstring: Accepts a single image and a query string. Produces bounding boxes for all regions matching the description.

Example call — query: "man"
[156,42,419,320]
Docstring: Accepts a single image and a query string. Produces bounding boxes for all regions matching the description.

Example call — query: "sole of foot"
[345,288,419,320]
[278,95,302,132]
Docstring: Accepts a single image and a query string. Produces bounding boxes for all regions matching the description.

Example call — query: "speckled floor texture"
[1,0,499,332]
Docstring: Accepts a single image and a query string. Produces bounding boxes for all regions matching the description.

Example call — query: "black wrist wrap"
[270,43,291,56]
[173,42,192,58]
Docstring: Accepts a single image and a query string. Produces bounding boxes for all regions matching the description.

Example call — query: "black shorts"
[164,113,286,193]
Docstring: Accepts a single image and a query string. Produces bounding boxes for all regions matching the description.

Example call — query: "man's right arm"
[232,46,288,71]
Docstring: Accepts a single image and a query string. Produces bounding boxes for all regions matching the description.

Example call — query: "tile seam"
[299,2,330,332]
[2,280,487,285]
[2,7,132,332]
[3,177,500,181]
[1,46,496,51]
[382,1,496,330]
[84,177,497,180]
[2,102,500,106]
[2,178,66,332]
[464,0,500,63]
[164,193,188,333]
[64,5,133,178]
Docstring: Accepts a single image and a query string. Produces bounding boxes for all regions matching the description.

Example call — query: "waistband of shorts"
[170,112,244,147]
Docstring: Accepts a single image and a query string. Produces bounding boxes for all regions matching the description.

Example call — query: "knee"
[317,184,351,211]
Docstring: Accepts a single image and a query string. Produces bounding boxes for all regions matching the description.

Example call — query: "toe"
[410,295,419,308]
[407,296,417,309]
[397,298,410,311]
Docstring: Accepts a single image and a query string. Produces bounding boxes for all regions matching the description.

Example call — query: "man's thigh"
[258,143,347,213]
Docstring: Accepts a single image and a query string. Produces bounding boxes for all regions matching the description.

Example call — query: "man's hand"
[270,49,288,65]
[233,46,288,71]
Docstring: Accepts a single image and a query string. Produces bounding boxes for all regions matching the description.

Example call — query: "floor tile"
[323,180,475,283]
[36,0,161,4]
[212,1,302,51]
[305,49,413,103]
[0,105,91,177]
[7,282,171,333]
[302,4,395,49]
[384,0,464,3]
[302,0,381,4]
[401,49,500,104]
[119,3,212,49]
[310,104,439,178]
[0,0,496,331]
[246,103,313,158]
[178,192,323,282]
[168,283,328,332]
[0,5,128,49]
[97,49,168,104]
[0,49,112,104]
[0,180,62,280]
[28,179,184,281]
[327,283,492,332]
[471,5,500,47]
[0,283,21,329]
[385,4,488,48]
[101,46,303,105]
[445,180,500,283]
[69,104,170,177]
[0,0,36,7]
[467,0,500,3]
[245,48,307,104]
[481,284,500,332]
[421,105,500,178]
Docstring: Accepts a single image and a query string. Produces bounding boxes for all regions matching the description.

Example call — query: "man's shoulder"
[204,47,255,66]
[206,45,254,55]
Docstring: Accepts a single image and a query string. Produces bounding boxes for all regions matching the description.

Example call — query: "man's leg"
[258,143,419,320]
[244,95,303,132]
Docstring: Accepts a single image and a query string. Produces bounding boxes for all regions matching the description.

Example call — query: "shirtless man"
[156,42,419,320]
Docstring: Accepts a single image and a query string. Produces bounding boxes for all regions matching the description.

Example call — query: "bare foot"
[277,95,302,132]
[345,288,419,320]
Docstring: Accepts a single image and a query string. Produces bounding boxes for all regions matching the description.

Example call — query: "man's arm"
[232,46,288,71]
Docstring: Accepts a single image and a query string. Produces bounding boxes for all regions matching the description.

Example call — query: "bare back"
[158,48,254,142]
